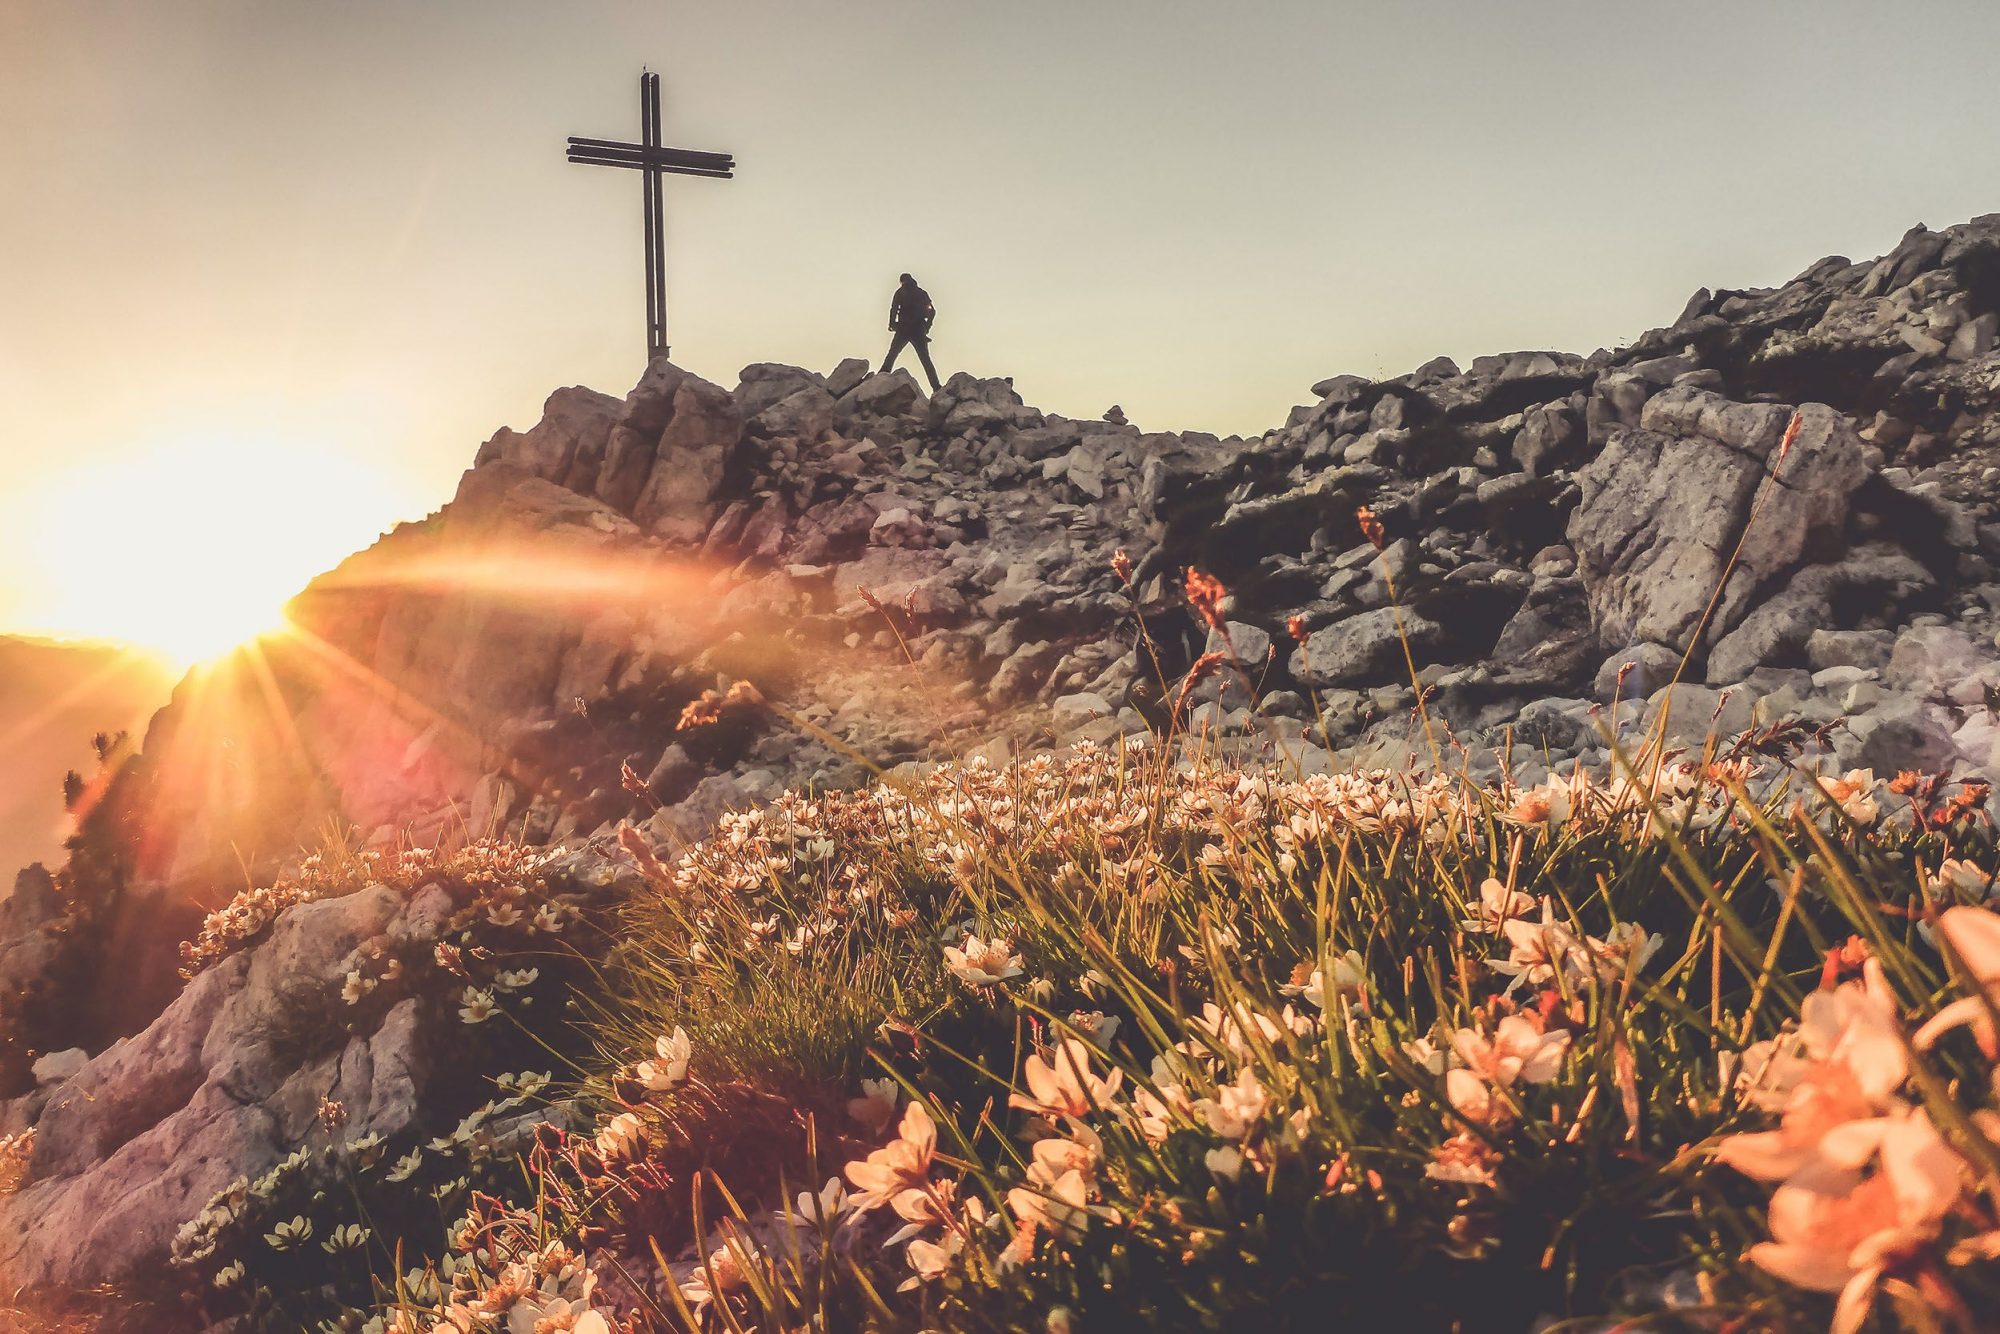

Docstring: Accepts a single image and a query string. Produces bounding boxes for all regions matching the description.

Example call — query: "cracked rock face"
[1,887,412,1287]
[0,862,619,1292]
[1570,389,1868,654]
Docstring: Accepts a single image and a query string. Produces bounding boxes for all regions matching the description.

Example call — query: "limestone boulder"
[734,363,825,420]
[749,384,837,444]
[1887,624,1986,703]
[1289,607,1445,687]
[1569,389,1867,662]
[835,370,926,427]
[473,385,622,493]
[594,359,690,513]
[1512,400,1584,476]
[0,886,416,1286]
[1856,697,1959,774]
[1593,642,1684,702]
[826,356,872,399]
[1489,576,1596,690]
[930,373,1041,435]
[1641,682,1756,747]
[30,1049,85,1088]
[375,467,641,723]
[1706,546,1933,684]
[632,372,744,543]
[0,851,624,1294]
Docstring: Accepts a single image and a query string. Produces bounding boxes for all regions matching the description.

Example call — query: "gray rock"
[594,358,689,511]
[1512,401,1583,476]
[1511,697,1593,753]
[1060,444,1110,500]
[1052,692,1116,729]
[1289,608,1444,687]
[0,885,426,1287]
[1806,629,1897,673]
[1585,372,1653,446]
[989,640,1060,705]
[1310,373,1372,402]
[1534,545,1582,576]
[1843,680,1886,713]
[749,385,836,443]
[1409,355,1462,386]
[1887,624,1983,702]
[1570,390,1866,656]
[1949,313,1999,362]
[1741,666,1814,697]
[1812,664,1877,691]
[1,866,61,938]
[646,744,702,804]
[555,609,637,705]
[1593,642,1684,701]
[1857,699,1958,774]
[30,1049,86,1088]
[932,373,1038,434]
[1010,424,1087,462]
[465,771,520,837]
[1207,620,1275,668]
[1706,564,1844,683]
[1643,682,1755,747]
[827,356,872,399]
[1490,576,1596,689]
[869,506,926,547]
[652,773,762,844]
[734,363,825,420]
[630,370,744,543]
[473,385,622,487]
[835,370,926,425]
[834,546,952,613]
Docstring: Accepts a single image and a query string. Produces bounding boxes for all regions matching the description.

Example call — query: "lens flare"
[13,432,422,666]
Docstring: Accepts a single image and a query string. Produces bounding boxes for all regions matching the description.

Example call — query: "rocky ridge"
[11,216,2000,1302]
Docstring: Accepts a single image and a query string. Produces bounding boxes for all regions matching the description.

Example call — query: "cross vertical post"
[567,71,735,366]
[641,72,666,361]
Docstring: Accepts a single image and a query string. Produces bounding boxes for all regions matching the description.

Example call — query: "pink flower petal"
[1746,1241,1852,1293]
[1940,906,2000,991]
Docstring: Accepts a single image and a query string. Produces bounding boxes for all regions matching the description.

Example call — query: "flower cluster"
[180,841,560,976]
[392,1209,617,1334]
[557,743,1993,1319]
[0,1128,31,1196]
[1716,909,2000,1332]
[159,741,2000,1331]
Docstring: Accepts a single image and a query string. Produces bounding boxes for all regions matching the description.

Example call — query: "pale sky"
[5,0,2000,652]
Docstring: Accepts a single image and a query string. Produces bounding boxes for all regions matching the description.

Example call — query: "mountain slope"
[10,216,2000,1311]
[0,636,173,888]
[31,218,2000,1048]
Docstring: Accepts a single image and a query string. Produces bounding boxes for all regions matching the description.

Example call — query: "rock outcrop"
[0,848,623,1292]
[14,214,2000,1303]
[1570,391,1868,659]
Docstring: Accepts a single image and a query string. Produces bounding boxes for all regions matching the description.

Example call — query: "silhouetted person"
[882,273,942,391]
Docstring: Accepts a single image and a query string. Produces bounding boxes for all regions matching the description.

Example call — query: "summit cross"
[566,71,736,363]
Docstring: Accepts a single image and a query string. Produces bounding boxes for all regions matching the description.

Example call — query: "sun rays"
[7,431,424,668]
[100,535,739,884]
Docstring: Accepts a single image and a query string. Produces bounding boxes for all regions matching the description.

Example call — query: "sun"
[14,432,420,668]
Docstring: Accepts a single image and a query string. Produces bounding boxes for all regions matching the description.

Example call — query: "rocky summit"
[10,216,2000,1305]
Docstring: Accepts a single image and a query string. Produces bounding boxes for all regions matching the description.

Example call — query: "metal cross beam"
[567,72,736,363]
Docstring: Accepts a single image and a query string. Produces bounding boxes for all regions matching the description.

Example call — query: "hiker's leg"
[881,333,909,373]
[914,336,941,392]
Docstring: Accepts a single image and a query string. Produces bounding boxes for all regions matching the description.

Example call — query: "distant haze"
[5,1,2000,644]
[0,637,175,885]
